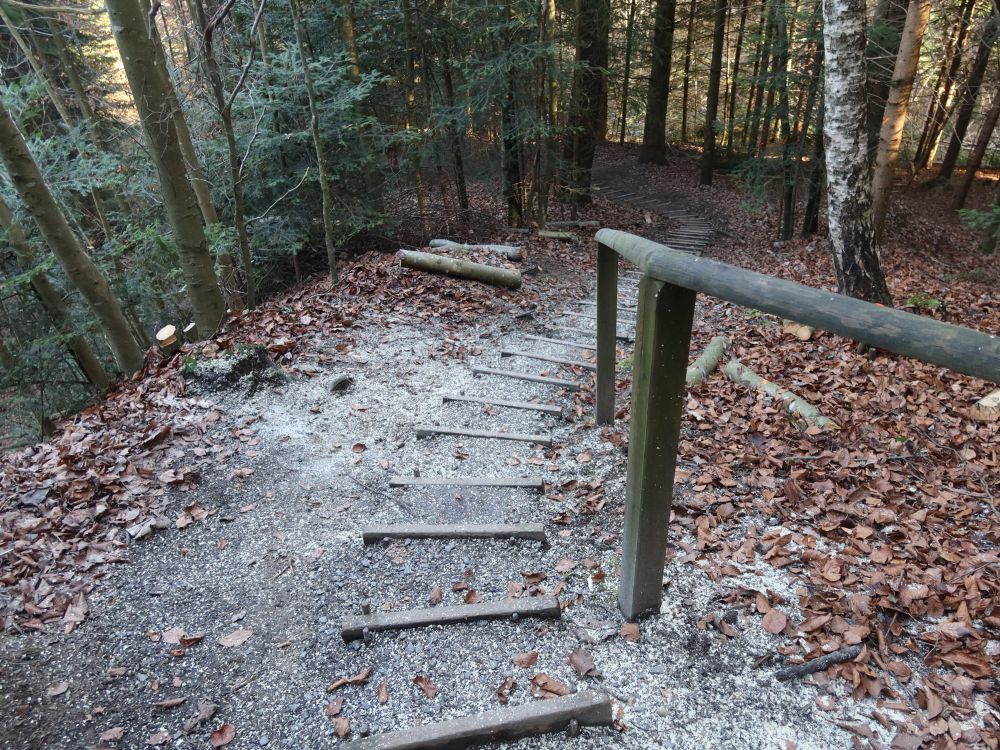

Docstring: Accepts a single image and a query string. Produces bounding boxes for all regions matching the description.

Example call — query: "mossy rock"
[184,344,286,395]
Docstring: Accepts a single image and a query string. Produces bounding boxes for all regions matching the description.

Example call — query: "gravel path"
[1,240,861,750]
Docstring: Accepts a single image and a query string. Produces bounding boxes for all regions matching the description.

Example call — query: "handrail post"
[595,243,618,424]
[619,276,696,620]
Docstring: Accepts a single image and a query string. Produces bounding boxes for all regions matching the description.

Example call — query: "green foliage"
[904,291,942,311]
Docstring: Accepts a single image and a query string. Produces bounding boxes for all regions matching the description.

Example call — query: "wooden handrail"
[594,229,999,621]
[596,228,999,383]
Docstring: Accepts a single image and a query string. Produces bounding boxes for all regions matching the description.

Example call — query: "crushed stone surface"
[1,247,862,750]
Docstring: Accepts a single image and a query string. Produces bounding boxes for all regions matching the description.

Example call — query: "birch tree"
[821,0,892,304]
[0,99,145,375]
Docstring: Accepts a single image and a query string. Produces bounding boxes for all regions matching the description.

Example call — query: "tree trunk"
[562,0,612,202]
[105,0,226,338]
[802,102,825,236]
[402,0,429,235]
[0,194,112,389]
[639,0,677,163]
[501,0,524,225]
[619,0,638,144]
[398,250,522,289]
[680,0,697,143]
[913,0,975,170]
[865,0,908,147]
[951,86,1000,209]
[0,100,144,374]
[289,0,339,284]
[537,0,559,222]
[937,9,1000,181]
[821,0,892,304]
[871,0,931,239]
[745,0,774,155]
[700,0,727,184]
[338,0,362,83]
[724,0,749,156]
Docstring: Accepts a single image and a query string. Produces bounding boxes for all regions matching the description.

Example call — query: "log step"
[524,334,596,351]
[388,476,545,489]
[346,690,613,748]
[341,595,561,641]
[414,425,552,446]
[561,310,636,322]
[361,523,547,545]
[576,300,636,311]
[550,326,634,343]
[441,393,562,415]
[471,366,583,390]
[500,349,596,371]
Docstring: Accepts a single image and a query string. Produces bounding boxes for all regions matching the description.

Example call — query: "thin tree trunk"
[746,0,774,155]
[562,0,612,202]
[822,0,892,304]
[871,0,931,238]
[501,0,524,225]
[802,103,825,236]
[914,0,975,170]
[639,0,677,163]
[865,0,908,147]
[0,195,112,389]
[537,0,559,223]
[402,0,429,235]
[289,0,339,284]
[937,9,1000,181]
[724,0,749,156]
[952,86,1000,209]
[680,0,697,143]
[619,0,638,144]
[105,0,226,337]
[774,4,795,239]
[439,37,469,211]
[338,0,362,84]
[0,101,144,373]
[701,0,727,184]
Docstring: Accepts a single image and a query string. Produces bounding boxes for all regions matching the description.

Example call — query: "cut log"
[345,690,612,748]
[970,389,1000,422]
[723,358,836,430]
[155,324,180,355]
[388,476,544,489]
[686,335,728,385]
[500,349,596,371]
[550,325,634,343]
[341,595,561,641]
[537,230,578,242]
[782,320,814,341]
[414,425,552,445]
[442,393,562,414]
[398,250,521,289]
[471,366,583,390]
[428,239,524,261]
[361,523,547,545]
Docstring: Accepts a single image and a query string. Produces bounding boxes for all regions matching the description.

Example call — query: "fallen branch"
[538,230,578,242]
[545,220,600,229]
[775,645,862,681]
[397,250,521,289]
[428,239,523,261]
[686,335,728,385]
[723,358,836,430]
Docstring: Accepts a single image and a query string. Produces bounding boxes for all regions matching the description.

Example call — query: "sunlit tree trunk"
[680,0,697,143]
[937,8,1000,180]
[105,0,227,337]
[618,0,638,144]
[871,0,930,238]
[639,0,677,163]
[0,101,144,373]
[724,0,749,156]
[951,84,1000,209]
[821,0,892,304]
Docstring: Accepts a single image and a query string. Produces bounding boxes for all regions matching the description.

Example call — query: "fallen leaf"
[497,677,517,704]
[209,723,235,748]
[762,609,788,634]
[513,651,539,668]
[414,675,439,698]
[620,623,640,641]
[217,628,253,648]
[153,697,186,709]
[568,648,599,678]
[46,681,69,697]
[333,717,350,738]
[326,696,344,717]
[182,700,218,733]
[530,673,570,699]
[554,558,577,573]
[327,665,373,692]
[376,682,389,704]
[464,589,483,604]
[99,727,125,742]
[429,586,443,605]
[352,442,367,453]
[146,730,171,746]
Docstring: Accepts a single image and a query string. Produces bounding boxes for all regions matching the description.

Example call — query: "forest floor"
[1,145,998,750]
